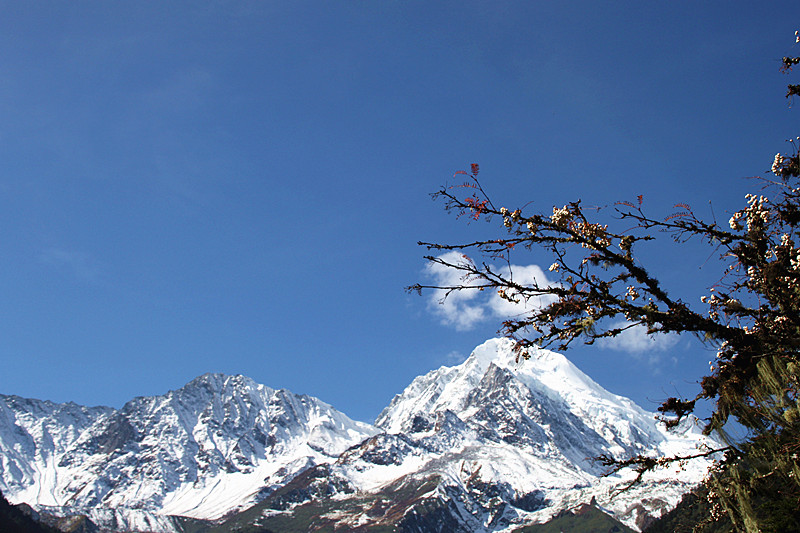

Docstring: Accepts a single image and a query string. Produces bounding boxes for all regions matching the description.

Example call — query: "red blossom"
[464,196,489,220]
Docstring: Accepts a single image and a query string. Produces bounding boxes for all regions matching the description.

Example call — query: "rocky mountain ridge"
[0,374,375,531]
[0,339,718,532]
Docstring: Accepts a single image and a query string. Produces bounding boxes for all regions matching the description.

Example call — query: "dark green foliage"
[644,487,733,533]
[172,515,217,533]
[707,441,800,533]
[514,503,635,533]
[646,475,800,533]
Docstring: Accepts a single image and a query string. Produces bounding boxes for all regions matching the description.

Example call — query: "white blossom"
[550,206,572,227]
[773,153,785,175]
[729,212,743,231]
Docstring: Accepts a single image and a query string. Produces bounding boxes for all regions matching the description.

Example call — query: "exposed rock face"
[0,374,375,531]
[1,339,718,532]
[328,339,717,531]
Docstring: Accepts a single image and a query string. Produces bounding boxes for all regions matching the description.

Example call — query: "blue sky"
[0,1,797,423]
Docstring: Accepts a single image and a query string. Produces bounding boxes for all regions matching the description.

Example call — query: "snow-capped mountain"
[1,340,718,532]
[221,339,717,532]
[0,373,375,531]
[366,338,716,529]
[0,396,113,499]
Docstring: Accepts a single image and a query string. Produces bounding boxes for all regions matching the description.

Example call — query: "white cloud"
[487,264,559,318]
[424,252,557,331]
[423,254,680,363]
[425,252,486,331]
[598,321,679,360]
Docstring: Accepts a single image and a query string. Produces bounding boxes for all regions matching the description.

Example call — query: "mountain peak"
[1,373,376,524]
[377,337,620,433]
[466,337,604,396]
[344,338,717,533]
[1,340,717,533]
[183,372,262,391]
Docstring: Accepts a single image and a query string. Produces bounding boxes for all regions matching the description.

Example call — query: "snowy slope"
[0,396,113,505]
[1,340,718,532]
[0,374,376,530]
[378,338,704,462]
[330,338,718,531]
